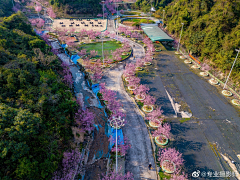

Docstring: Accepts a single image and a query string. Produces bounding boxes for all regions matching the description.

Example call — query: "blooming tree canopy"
[152,123,171,139]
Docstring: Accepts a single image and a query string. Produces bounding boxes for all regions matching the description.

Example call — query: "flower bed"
[191,65,200,69]
[135,67,143,71]
[180,56,186,59]
[125,77,130,82]
[161,160,176,174]
[135,94,145,101]
[209,78,219,85]
[149,119,161,128]
[144,62,151,66]
[231,99,240,106]
[175,51,181,54]
[155,135,168,146]
[128,85,137,91]
[142,105,153,113]
[222,90,232,97]
[200,71,209,77]
[184,60,192,64]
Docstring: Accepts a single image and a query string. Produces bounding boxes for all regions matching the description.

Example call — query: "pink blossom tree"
[152,123,171,139]
[133,84,149,96]
[47,7,56,18]
[104,30,110,37]
[128,76,140,86]
[90,50,98,58]
[52,149,82,180]
[99,168,134,180]
[136,59,144,67]
[75,108,95,133]
[171,172,188,180]
[146,107,163,121]
[143,94,156,106]
[110,136,131,156]
[78,49,87,57]
[35,5,42,18]
[157,148,184,174]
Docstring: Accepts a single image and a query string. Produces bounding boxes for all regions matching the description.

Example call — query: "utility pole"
[177,23,184,53]
[162,9,165,26]
[223,49,240,89]
[101,1,105,67]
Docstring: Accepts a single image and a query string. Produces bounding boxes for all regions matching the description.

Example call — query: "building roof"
[141,25,174,42]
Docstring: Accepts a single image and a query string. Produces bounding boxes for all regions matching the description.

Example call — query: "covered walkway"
[141,24,174,42]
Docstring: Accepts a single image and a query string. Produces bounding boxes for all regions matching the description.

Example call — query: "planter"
[149,119,161,128]
[231,99,240,106]
[209,78,219,85]
[135,94,145,101]
[116,41,121,44]
[161,160,176,174]
[144,62,151,66]
[180,56,186,59]
[184,60,192,64]
[191,65,200,69]
[90,58,97,62]
[122,52,129,56]
[137,40,142,43]
[155,134,168,146]
[135,67,143,71]
[200,72,209,77]
[125,77,130,82]
[142,105,153,113]
[222,90,232,97]
[111,39,116,41]
[128,85,137,91]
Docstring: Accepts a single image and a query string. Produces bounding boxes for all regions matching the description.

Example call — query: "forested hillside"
[0,11,78,179]
[0,0,13,17]
[50,0,102,15]
[136,0,240,83]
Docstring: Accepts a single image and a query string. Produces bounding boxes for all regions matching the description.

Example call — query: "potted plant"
[222,90,232,97]
[149,119,162,128]
[158,148,184,174]
[152,123,171,145]
[142,95,156,113]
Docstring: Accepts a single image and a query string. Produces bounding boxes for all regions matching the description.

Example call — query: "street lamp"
[223,49,240,89]
[177,22,184,53]
[162,10,165,26]
[101,1,105,67]
[109,116,125,173]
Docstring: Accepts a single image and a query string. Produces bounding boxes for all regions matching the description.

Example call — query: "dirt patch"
[84,158,108,180]
[122,21,135,26]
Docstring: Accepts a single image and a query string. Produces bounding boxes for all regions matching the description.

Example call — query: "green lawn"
[122,18,155,24]
[79,41,122,58]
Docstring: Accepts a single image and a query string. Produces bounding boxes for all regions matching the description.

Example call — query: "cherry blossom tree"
[201,63,211,71]
[90,50,98,58]
[104,30,110,37]
[97,14,102,17]
[152,123,171,139]
[146,107,163,121]
[157,148,184,174]
[52,149,82,180]
[170,172,188,180]
[35,5,42,18]
[47,7,56,18]
[61,62,73,88]
[128,76,140,86]
[143,94,156,106]
[136,59,144,67]
[75,108,95,133]
[133,84,149,96]
[78,49,87,57]
[99,168,134,180]
[110,136,131,156]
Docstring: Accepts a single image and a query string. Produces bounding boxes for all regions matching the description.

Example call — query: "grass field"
[78,41,130,60]
[122,18,155,24]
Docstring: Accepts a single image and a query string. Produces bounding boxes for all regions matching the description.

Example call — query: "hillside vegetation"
[0,11,78,179]
[136,0,240,83]
[50,0,102,16]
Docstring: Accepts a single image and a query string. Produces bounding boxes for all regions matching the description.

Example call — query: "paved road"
[101,36,158,179]
[142,50,240,179]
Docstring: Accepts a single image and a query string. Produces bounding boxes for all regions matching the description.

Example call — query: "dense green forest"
[50,0,102,15]
[0,0,13,17]
[0,11,78,179]
[136,0,240,83]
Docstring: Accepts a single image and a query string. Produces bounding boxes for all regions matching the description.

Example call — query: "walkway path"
[101,31,158,179]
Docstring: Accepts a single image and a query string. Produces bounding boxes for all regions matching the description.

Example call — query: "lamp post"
[162,9,165,26]
[177,22,184,53]
[101,1,105,67]
[109,116,125,173]
[223,49,240,89]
